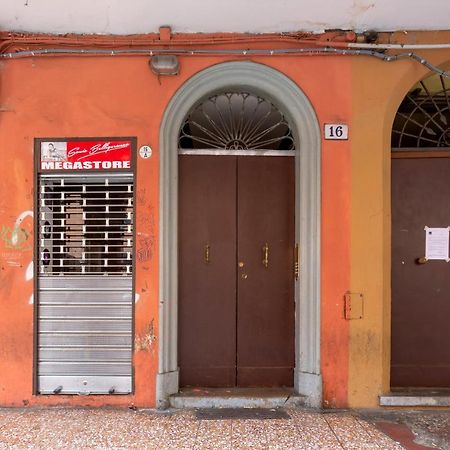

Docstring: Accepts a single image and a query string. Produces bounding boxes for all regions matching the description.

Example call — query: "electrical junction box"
[344,291,364,320]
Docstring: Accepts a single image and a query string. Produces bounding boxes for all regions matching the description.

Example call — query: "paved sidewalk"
[361,410,450,450]
[0,407,408,449]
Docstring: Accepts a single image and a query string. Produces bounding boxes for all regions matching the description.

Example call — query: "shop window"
[39,176,133,275]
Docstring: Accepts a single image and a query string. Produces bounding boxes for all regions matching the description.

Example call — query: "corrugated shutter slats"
[37,174,133,395]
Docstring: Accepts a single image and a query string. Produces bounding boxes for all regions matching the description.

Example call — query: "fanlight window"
[392,74,450,149]
[179,92,295,153]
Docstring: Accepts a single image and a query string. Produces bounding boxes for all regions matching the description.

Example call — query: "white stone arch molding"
[158,61,322,408]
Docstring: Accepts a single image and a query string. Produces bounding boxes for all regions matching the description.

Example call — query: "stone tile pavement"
[0,407,412,449]
[360,410,450,450]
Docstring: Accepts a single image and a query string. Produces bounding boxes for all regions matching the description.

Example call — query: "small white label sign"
[324,124,348,140]
[425,226,450,261]
[139,145,152,159]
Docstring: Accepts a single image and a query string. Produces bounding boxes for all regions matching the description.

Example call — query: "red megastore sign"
[40,139,132,171]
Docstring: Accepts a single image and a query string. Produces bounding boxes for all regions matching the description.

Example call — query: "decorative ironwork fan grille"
[392,74,450,149]
[179,92,295,152]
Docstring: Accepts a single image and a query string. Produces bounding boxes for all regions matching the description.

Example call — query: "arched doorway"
[178,91,295,388]
[391,73,450,390]
[157,62,321,407]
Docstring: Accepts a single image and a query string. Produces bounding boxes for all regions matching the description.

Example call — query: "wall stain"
[137,237,154,262]
[0,211,34,301]
[134,320,157,352]
[136,204,156,262]
[136,188,146,205]
[1,226,32,251]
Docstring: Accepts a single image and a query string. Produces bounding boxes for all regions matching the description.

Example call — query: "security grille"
[39,175,133,274]
[178,92,295,156]
[37,173,134,395]
[392,74,450,150]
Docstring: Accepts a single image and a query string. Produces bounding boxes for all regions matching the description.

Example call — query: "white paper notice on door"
[424,226,450,261]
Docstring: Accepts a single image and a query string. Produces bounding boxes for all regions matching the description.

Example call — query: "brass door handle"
[204,244,210,264]
[294,244,299,280]
[416,257,427,265]
[262,243,269,268]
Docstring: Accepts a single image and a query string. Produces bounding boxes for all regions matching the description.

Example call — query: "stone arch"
[157,61,322,407]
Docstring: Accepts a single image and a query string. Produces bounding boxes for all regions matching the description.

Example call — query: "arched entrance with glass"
[391,73,450,390]
[157,62,321,408]
[178,92,296,388]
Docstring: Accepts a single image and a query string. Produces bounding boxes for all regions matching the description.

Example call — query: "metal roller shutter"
[37,174,134,394]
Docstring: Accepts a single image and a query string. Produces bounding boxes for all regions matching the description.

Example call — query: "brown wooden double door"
[179,155,295,387]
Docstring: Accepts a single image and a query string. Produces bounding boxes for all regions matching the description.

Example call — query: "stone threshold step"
[170,387,306,409]
[380,390,450,407]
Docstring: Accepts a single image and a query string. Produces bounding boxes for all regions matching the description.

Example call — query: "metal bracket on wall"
[344,292,364,320]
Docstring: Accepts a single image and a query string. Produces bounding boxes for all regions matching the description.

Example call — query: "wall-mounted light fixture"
[149,55,180,76]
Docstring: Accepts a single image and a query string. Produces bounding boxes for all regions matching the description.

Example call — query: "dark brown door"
[178,156,237,387]
[179,155,295,387]
[392,157,450,387]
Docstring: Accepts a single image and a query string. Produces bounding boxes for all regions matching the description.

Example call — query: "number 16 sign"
[324,124,349,140]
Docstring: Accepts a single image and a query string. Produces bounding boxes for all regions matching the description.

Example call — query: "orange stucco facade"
[0,31,448,408]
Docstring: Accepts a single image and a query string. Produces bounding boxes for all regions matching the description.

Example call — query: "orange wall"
[318,62,351,408]
[0,50,351,407]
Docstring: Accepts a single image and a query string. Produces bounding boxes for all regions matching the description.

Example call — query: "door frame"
[157,61,322,407]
